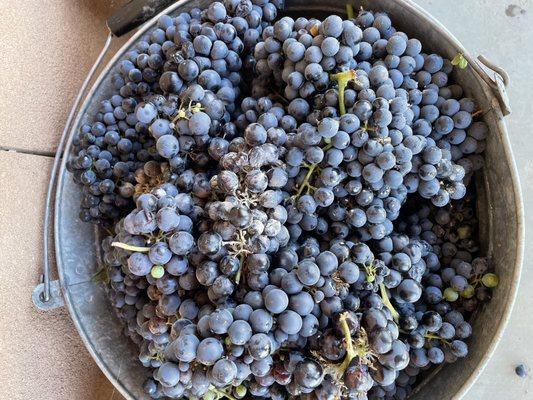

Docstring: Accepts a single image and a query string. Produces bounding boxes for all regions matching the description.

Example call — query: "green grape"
[443,287,459,302]
[460,285,475,299]
[151,265,165,279]
[235,385,247,397]
[482,273,499,288]
[457,225,471,239]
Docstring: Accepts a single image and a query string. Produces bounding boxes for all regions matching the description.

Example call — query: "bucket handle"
[470,55,512,116]
[33,33,113,311]
[33,0,179,311]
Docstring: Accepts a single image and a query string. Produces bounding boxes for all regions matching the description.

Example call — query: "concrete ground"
[0,0,531,399]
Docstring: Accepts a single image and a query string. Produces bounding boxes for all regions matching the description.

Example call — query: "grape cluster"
[249,12,487,232]
[71,3,501,400]
[68,0,283,223]
[107,181,198,277]
[395,196,498,309]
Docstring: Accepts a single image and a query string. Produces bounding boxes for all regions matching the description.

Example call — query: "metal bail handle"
[33,280,64,311]
[472,55,512,116]
[34,33,113,311]
[34,0,184,311]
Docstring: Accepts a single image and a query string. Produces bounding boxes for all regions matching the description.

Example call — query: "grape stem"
[172,99,199,123]
[424,333,451,346]
[293,143,333,199]
[320,313,375,382]
[330,70,358,116]
[338,312,357,376]
[363,262,376,283]
[235,188,259,208]
[346,4,355,19]
[362,120,376,133]
[230,229,250,284]
[111,242,151,252]
[235,253,245,284]
[210,386,237,400]
[379,283,400,323]
[295,163,319,198]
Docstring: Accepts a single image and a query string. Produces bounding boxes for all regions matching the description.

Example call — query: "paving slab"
[412,0,533,398]
[0,150,122,400]
[0,0,127,154]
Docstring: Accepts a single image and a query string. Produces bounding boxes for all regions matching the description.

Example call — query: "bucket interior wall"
[55,1,522,399]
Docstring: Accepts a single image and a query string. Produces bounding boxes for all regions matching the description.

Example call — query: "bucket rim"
[54,1,525,399]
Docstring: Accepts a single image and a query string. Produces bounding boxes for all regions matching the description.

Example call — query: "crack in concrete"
[0,146,56,158]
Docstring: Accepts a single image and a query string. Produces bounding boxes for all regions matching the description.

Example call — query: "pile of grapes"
[67,2,499,399]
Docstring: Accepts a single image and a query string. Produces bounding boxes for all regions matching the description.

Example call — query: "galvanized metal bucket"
[33,0,524,399]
